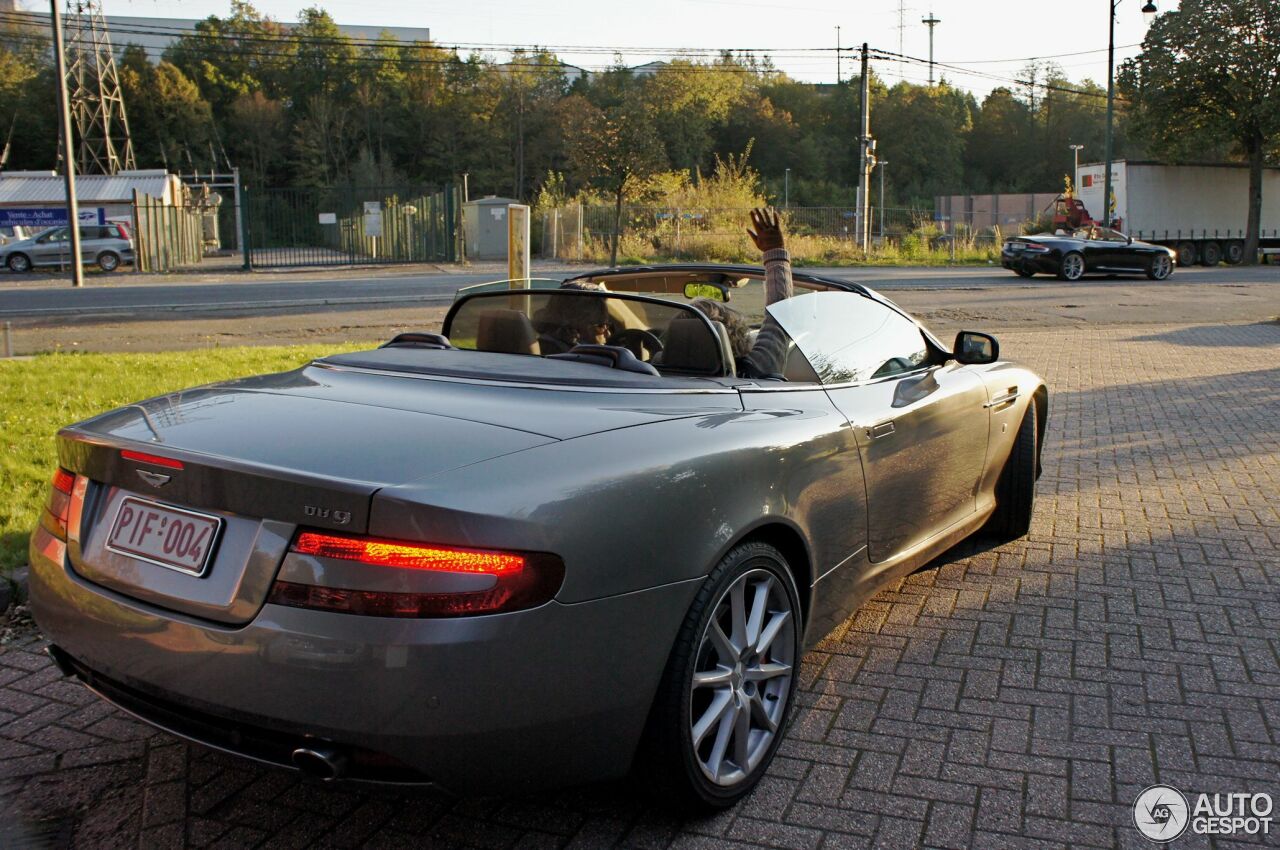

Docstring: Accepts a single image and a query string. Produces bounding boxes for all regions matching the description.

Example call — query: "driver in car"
[691,207,794,380]
[536,281,614,353]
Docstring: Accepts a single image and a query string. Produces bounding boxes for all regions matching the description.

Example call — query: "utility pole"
[835,26,841,84]
[50,0,84,287]
[897,0,906,76]
[784,168,790,208]
[857,44,873,253]
[922,12,941,86]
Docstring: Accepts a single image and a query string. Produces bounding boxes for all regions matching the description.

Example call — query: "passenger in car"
[692,207,794,380]
[535,281,614,353]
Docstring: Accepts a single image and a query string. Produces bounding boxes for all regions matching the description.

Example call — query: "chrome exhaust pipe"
[291,745,348,781]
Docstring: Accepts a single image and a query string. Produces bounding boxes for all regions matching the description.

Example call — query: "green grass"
[0,343,369,576]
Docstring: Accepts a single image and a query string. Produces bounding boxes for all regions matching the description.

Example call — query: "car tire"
[1056,251,1085,281]
[97,251,121,272]
[1223,240,1245,264]
[639,540,802,810]
[1015,268,1035,278]
[7,253,31,273]
[1146,253,1174,280]
[1175,241,1197,267]
[985,402,1038,541]
[1199,241,1222,266]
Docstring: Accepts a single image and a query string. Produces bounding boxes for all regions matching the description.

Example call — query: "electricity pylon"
[64,0,135,174]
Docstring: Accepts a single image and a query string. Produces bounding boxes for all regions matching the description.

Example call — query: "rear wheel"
[97,251,120,272]
[1146,253,1174,280]
[1175,241,1197,267]
[640,541,801,810]
[6,253,31,273]
[1223,240,1245,265]
[1199,241,1222,266]
[1057,251,1085,281]
[985,402,1038,541]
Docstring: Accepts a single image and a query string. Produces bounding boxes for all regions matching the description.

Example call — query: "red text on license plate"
[106,497,221,575]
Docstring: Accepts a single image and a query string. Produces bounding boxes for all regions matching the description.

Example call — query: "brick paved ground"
[1,320,1277,849]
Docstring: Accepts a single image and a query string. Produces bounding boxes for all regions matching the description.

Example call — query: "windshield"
[1073,226,1127,241]
[765,291,931,385]
[443,289,728,376]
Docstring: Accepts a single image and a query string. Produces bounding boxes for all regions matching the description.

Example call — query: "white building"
[0,169,183,231]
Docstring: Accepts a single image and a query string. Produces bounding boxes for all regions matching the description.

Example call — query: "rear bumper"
[29,540,699,793]
[1001,253,1056,273]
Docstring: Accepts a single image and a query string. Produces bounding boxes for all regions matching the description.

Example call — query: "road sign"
[0,208,106,228]
[363,201,383,238]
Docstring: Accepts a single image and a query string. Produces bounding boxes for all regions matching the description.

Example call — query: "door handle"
[868,421,895,439]
[984,391,1019,409]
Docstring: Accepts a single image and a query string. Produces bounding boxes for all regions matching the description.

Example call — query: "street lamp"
[1104,0,1156,228]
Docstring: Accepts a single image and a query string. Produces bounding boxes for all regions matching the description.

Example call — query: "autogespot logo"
[1134,785,1190,843]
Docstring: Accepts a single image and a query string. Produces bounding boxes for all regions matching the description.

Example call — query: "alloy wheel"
[1061,253,1085,280]
[689,567,795,787]
[1152,255,1172,280]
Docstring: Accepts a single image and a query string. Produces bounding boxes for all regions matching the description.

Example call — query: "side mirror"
[684,282,729,302]
[953,330,999,365]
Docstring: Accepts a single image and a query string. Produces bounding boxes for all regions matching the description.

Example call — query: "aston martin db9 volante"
[30,265,1047,808]
[1002,226,1176,280]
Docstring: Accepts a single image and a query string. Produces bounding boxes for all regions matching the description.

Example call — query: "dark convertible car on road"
[30,265,1048,808]
[1002,226,1177,281]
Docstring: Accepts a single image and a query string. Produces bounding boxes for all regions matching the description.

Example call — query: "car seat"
[476,309,541,355]
[654,316,734,376]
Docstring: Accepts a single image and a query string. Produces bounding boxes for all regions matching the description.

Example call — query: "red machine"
[1050,195,1098,231]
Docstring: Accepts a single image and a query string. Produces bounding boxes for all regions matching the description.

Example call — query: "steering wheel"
[607,328,664,360]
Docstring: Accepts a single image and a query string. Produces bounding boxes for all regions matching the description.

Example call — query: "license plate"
[1007,243,1024,253]
[106,497,222,576]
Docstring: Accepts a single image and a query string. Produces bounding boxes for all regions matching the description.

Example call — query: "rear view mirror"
[684,282,728,302]
[953,330,999,365]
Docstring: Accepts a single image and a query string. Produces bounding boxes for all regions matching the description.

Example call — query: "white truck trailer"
[1075,160,1280,265]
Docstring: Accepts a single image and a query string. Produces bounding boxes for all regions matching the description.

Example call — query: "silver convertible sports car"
[30,265,1048,808]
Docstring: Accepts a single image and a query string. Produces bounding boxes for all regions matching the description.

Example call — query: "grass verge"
[0,343,368,576]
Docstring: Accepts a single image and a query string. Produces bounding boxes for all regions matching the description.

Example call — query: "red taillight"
[271,530,563,619]
[52,468,75,495]
[42,467,76,541]
[291,531,524,575]
[121,449,184,469]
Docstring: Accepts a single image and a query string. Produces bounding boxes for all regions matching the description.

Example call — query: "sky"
[87,0,1176,98]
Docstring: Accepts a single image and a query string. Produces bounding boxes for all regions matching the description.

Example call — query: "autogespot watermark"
[1133,784,1274,843]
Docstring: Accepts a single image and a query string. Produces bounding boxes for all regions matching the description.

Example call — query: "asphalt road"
[0,263,1276,320]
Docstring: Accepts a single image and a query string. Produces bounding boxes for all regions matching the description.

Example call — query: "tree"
[560,94,664,265]
[119,47,215,171]
[1122,0,1280,262]
[874,82,971,205]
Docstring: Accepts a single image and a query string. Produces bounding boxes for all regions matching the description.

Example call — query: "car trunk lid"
[57,385,557,624]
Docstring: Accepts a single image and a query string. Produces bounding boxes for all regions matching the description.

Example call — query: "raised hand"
[746,207,785,253]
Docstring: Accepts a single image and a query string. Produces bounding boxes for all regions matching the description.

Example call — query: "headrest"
[658,317,731,375]
[476,309,540,355]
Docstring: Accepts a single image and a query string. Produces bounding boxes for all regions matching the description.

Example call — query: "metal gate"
[243,185,460,268]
